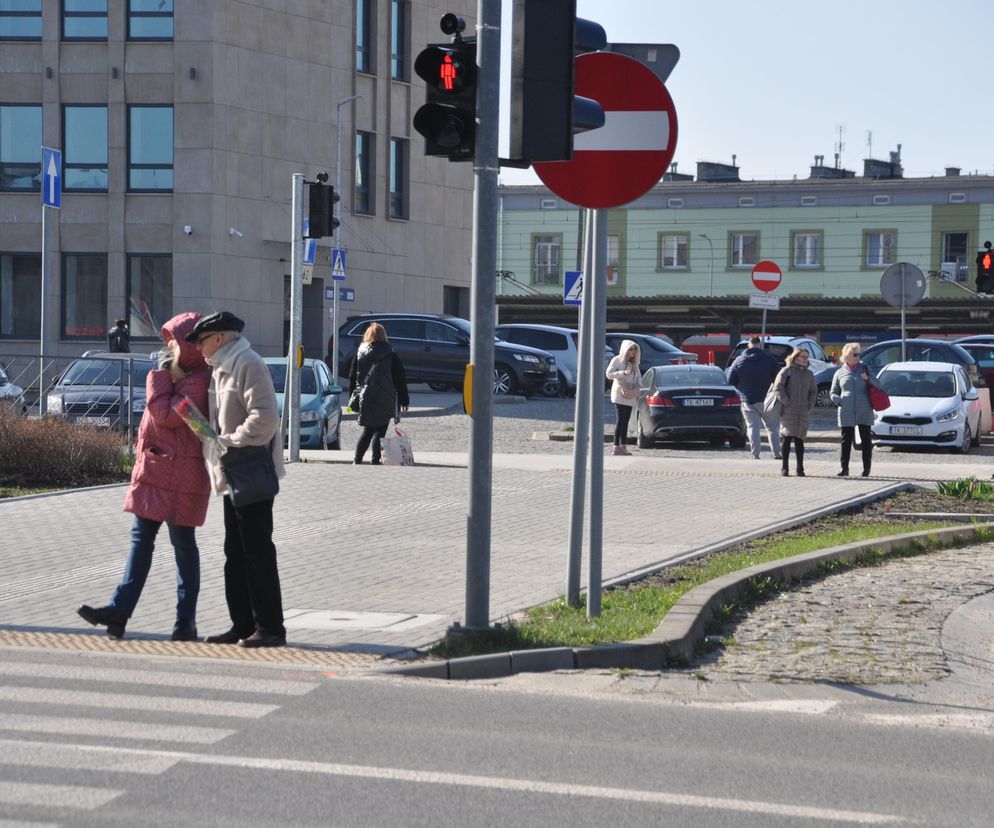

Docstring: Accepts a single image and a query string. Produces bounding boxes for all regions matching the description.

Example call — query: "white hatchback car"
[863,362,982,453]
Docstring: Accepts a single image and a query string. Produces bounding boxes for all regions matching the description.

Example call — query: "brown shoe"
[238,630,286,648]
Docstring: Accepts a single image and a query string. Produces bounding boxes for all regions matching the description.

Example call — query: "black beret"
[184,310,245,342]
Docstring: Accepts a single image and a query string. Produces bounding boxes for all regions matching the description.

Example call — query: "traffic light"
[306,181,340,238]
[413,16,477,160]
[508,0,606,164]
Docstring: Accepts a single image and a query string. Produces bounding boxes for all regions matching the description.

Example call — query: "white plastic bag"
[382,427,415,466]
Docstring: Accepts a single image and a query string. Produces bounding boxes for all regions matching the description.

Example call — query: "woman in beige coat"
[773,347,818,477]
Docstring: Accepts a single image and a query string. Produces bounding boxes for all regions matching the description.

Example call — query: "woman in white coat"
[605,339,642,456]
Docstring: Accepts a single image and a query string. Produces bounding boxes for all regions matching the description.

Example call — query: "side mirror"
[965,388,979,401]
[457,332,470,345]
[327,383,343,396]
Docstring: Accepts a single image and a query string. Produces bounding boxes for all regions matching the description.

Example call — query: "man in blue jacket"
[727,336,781,459]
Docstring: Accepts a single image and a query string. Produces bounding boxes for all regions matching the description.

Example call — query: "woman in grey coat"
[829,342,883,477]
[773,348,818,477]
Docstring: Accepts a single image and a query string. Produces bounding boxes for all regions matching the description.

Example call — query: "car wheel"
[816,384,833,408]
[971,419,982,447]
[708,436,725,446]
[427,382,452,392]
[319,422,330,450]
[957,423,972,454]
[541,371,568,398]
[493,363,517,396]
[729,431,747,449]
[637,416,653,449]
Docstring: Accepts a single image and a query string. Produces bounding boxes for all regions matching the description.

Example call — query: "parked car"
[0,365,27,415]
[634,364,746,449]
[495,323,612,396]
[263,358,342,450]
[604,333,698,375]
[335,313,557,397]
[726,335,834,374]
[955,341,994,389]
[46,351,153,431]
[861,361,981,454]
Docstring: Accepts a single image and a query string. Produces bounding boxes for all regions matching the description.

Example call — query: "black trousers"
[840,425,873,472]
[614,404,633,445]
[355,423,388,463]
[221,495,285,638]
[781,436,805,470]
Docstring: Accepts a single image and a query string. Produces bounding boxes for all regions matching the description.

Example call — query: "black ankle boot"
[77,604,127,639]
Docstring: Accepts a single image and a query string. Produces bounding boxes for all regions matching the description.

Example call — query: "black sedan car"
[634,364,746,449]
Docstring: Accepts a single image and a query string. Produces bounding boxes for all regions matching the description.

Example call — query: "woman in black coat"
[348,322,410,464]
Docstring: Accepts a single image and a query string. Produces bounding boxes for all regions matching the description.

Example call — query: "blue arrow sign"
[303,238,316,265]
[42,147,62,209]
[564,271,583,306]
[331,248,347,282]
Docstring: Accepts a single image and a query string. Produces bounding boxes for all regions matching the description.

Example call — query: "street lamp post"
[699,233,714,297]
[332,94,361,385]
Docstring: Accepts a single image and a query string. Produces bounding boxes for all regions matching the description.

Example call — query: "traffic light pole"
[333,95,361,386]
[287,173,304,462]
[462,0,501,633]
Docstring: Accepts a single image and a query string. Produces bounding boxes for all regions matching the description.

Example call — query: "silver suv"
[495,323,612,396]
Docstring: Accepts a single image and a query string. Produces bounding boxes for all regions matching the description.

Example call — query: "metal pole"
[333,94,361,385]
[760,307,768,340]
[586,208,607,619]
[287,173,304,462]
[39,205,46,408]
[565,208,593,606]
[462,0,501,632]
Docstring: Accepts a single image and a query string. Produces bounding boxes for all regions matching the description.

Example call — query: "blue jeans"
[108,515,200,628]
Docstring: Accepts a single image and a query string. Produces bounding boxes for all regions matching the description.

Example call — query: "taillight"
[647,395,675,408]
[674,358,687,365]
[724,395,741,406]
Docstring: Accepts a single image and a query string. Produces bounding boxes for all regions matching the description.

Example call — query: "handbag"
[220,442,279,507]
[762,385,782,418]
[348,387,362,412]
[869,384,891,411]
[382,427,415,466]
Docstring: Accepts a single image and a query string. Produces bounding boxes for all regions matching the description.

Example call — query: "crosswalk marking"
[1,740,179,774]
[0,713,234,745]
[0,686,277,719]
[0,662,317,696]
[0,819,60,827]
[0,781,122,810]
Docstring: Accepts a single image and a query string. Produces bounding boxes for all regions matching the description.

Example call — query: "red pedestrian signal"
[413,41,477,160]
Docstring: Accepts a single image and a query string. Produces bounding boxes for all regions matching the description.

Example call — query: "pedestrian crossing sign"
[331,248,347,282]
[564,270,583,306]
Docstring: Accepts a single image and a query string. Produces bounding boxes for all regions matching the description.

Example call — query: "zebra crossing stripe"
[0,781,122,810]
[1,740,179,775]
[0,687,277,719]
[0,713,234,745]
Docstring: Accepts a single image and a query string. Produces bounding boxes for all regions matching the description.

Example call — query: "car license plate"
[890,425,922,436]
[682,398,714,407]
[77,416,111,427]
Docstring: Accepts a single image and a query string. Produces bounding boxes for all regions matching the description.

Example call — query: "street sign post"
[751,260,782,338]
[533,51,678,209]
[880,262,926,360]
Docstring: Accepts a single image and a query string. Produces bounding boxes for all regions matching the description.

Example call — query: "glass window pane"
[129,106,173,190]
[0,254,41,338]
[356,0,371,73]
[64,106,108,190]
[127,255,172,339]
[1,1,42,39]
[391,0,407,81]
[129,15,172,37]
[62,255,108,339]
[0,105,42,190]
[355,131,372,214]
[389,138,407,219]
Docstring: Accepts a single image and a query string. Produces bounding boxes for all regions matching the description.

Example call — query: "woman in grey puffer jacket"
[773,348,818,477]
[829,342,883,477]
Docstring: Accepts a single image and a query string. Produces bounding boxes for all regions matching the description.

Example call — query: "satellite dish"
[880,262,926,308]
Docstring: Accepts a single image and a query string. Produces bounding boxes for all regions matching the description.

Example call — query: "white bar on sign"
[574,111,670,152]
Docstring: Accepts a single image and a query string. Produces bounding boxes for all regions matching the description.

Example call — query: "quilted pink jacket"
[123,313,212,527]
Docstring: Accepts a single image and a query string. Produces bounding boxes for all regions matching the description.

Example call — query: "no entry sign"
[751,260,782,293]
[533,52,678,209]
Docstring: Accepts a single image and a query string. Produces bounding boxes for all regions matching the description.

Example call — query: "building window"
[390,0,408,81]
[62,254,108,339]
[533,235,561,285]
[356,0,373,74]
[62,0,108,40]
[389,137,408,219]
[127,255,172,339]
[948,192,966,204]
[1,254,41,338]
[606,235,620,285]
[872,194,891,206]
[128,106,173,191]
[128,0,173,40]
[0,105,42,191]
[63,105,108,191]
[791,231,822,268]
[738,196,755,207]
[941,231,969,282]
[1,0,41,39]
[864,230,895,267]
[355,131,373,214]
[667,197,684,208]
[800,195,817,206]
[729,232,759,267]
[658,233,688,269]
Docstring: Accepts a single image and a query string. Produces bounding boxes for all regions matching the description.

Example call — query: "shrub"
[936,477,994,501]
[0,408,130,488]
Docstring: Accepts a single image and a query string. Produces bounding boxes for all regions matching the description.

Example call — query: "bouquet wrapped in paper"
[172,396,222,451]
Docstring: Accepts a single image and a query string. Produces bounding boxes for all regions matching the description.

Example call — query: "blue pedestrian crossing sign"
[563,270,583,306]
[331,248,347,282]
[42,147,62,209]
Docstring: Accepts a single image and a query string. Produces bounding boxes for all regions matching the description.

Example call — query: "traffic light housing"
[413,36,477,160]
[508,0,606,164]
[306,182,340,238]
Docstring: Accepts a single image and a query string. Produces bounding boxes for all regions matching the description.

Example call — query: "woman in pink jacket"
[77,312,212,641]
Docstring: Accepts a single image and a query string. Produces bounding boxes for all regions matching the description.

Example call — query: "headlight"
[300,410,319,423]
[935,407,961,423]
[513,354,541,364]
[47,394,63,415]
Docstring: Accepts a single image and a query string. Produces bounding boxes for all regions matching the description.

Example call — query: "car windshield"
[879,370,956,398]
[60,359,152,388]
[266,364,317,395]
[654,367,728,388]
[640,336,680,353]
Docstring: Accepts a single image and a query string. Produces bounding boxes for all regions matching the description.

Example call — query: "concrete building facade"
[0,0,474,360]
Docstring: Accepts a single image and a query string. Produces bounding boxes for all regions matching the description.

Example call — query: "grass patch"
[936,477,994,502]
[430,520,956,659]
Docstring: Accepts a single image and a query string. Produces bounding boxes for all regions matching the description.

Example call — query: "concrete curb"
[379,518,993,681]
[538,430,843,445]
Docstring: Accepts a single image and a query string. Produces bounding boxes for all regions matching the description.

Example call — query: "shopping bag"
[762,385,782,418]
[869,385,891,412]
[382,427,415,466]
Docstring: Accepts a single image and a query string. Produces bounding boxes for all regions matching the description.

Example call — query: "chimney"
[945,167,961,177]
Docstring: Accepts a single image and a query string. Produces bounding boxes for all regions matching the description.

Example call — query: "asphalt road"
[1,647,992,827]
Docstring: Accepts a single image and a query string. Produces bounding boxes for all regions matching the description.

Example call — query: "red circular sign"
[533,52,678,209]
[751,260,782,293]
